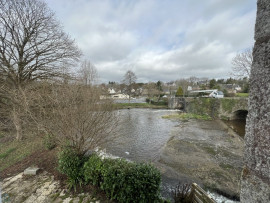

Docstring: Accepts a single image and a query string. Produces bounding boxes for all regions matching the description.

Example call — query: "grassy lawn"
[0,132,44,171]
[162,113,212,121]
[236,93,249,97]
[113,102,168,109]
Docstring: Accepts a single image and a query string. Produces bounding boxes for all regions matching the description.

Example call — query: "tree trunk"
[240,0,270,202]
[13,110,23,141]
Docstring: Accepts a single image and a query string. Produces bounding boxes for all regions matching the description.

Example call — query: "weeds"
[171,183,193,203]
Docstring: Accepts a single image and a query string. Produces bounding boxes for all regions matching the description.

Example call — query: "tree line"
[0,0,117,156]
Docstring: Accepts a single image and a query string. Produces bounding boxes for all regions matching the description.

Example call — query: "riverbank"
[0,133,113,202]
[159,119,244,200]
[113,102,168,109]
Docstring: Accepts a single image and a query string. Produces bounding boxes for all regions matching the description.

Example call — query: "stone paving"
[0,171,100,203]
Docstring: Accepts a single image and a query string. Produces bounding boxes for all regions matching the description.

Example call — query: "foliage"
[176,87,184,97]
[43,134,57,150]
[171,183,193,203]
[236,93,249,97]
[83,155,162,203]
[221,99,237,112]
[58,148,87,190]
[209,79,217,89]
[114,102,167,109]
[222,89,229,97]
[242,83,250,93]
[84,154,103,186]
[0,148,16,159]
[0,133,43,171]
[156,81,163,91]
[186,98,220,119]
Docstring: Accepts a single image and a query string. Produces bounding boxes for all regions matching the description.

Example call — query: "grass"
[0,132,43,171]
[113,102,168,109]
[219,163,234,170]
[162,113,212,120]
[202,146,217,156]
[236,93,249,97]
[0,148,17,159]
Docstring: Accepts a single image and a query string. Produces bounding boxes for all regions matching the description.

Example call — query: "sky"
[45,0,256,83]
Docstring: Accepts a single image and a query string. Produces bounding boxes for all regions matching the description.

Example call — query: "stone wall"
[168,97,186,109]
[240,0,270,202]
[181,97,248,119]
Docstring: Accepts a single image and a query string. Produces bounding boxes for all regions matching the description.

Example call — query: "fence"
[191,183,216,203]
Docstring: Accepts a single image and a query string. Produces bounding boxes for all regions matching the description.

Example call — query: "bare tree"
[231,48,253,78]
[34,81,118,156]
[176,79,189,97]
[122,70,137,102]
[0,0,81,140]
[79,60,98,85]
[188,76,199,85]
[144,82,159,102]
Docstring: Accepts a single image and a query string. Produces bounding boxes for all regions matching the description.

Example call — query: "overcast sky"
[45,0,256,83]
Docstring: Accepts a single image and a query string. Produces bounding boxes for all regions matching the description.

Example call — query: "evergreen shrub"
[58,148,87,189]
[83,153,103,186]
[84,155,162,203]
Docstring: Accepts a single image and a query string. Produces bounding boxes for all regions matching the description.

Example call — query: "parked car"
[210,90,224,98]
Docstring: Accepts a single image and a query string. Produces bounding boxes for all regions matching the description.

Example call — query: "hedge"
[84,154,162,203]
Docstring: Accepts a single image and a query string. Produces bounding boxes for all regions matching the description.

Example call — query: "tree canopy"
[0,0,81,140]
[176,86,183,96]
[0,0,81,88]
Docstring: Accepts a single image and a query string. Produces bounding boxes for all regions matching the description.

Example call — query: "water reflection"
[105,108,179,162]
[223,119,246,137]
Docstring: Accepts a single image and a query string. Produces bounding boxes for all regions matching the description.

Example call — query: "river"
[103,108,244,202]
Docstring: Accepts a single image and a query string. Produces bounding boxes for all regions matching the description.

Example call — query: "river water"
[103,108,241,202]
[105,108,179,162]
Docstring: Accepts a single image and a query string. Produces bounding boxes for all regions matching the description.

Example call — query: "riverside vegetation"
[58,148,168,203]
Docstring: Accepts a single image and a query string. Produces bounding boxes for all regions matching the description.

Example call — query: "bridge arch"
[231,110,248,120]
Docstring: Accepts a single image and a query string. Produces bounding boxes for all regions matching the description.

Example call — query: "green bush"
[84,155,162,203]
[84,153,103,186]
[124,162,161,202]
[58,148,87,189]
[100,158,130,201]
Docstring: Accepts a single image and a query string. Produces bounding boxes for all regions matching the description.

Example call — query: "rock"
[160,120,243,199]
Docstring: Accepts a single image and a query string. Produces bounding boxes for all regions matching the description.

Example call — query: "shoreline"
[113,102,169,109]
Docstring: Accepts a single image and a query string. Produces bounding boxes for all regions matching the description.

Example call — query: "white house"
[111,93,129,99]
[108,88,116,94]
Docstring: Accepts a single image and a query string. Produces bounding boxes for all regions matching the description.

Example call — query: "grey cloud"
[44,0,256,83]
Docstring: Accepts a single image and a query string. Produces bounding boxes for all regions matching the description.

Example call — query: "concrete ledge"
[23,167,40,175]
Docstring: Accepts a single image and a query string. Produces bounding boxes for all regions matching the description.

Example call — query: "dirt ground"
[0,146,113,203]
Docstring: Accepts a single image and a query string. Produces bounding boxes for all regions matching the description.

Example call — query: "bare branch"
[32,81,119,155]
[122,70,137,102]
[231,48,253,79]
[0,0,82,88]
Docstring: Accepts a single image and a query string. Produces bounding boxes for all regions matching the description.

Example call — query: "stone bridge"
[168,97,248,120]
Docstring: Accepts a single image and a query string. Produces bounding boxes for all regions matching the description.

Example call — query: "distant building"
[108,88,116,94]
[111,93,129,99]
